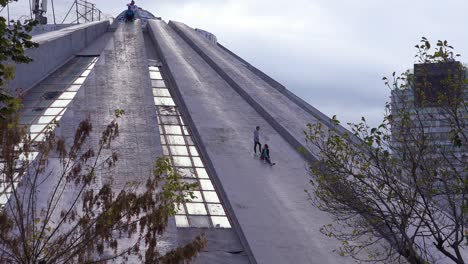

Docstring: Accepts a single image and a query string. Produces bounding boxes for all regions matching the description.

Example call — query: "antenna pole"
[6,2,10,26]
[75,0,79,24]
[84,0,87,22]
[51,0,57,24]
[29,0,33,19]
[33,0,40,20]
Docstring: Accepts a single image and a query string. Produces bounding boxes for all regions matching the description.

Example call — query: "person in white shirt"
[253,126,261,155]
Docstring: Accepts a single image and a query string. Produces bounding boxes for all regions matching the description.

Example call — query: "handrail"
[61,0,104,24]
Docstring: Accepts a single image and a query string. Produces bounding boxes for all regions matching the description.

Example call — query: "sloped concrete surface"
[48,20,249,263]
[143,25,251,264]
[10,20,110,93]
[169,21,327,158]
[57,20,160,188]
[77,32,115,56]
[216,43,357,143]
[148,20,356,264]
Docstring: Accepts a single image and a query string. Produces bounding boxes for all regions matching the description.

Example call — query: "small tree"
[305,38,467,263]
[0,112,206,263]
[0,0,38,119]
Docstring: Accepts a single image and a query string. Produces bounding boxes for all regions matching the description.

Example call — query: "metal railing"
[61,0,104,24]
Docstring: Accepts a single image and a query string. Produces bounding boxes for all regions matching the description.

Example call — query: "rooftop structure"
[391,63,467,164]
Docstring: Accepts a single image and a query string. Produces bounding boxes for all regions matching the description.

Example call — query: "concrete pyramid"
[12,9,359,264]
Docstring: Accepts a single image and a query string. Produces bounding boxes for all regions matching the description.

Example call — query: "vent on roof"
[32,107,46,113]
[42,91,62,100]
[195,28,217,44]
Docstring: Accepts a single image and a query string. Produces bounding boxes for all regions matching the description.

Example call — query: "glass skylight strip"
[26,57,98,142]
[148,65,231,229]
[0,57,99,208]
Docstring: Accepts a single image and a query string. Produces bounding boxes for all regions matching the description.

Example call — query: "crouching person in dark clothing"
[125,6,135,22]
[260,144,275,166]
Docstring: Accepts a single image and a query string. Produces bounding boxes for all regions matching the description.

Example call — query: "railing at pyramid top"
[0,0,108,26]
[61,0,105,24]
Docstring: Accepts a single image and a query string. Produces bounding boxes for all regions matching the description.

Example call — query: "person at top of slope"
[125,1,137,22]
[127,1,138,12]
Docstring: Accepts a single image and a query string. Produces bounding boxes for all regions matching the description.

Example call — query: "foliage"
[305,38,467,263]
[0,111,206,263]
[0,0,38,119]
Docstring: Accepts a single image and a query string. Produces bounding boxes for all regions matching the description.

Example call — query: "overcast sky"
[3,0,468,128]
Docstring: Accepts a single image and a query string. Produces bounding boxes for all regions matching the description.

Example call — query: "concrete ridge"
[147,19,256,264]
[32,20,110,44]
[11,20,110,93]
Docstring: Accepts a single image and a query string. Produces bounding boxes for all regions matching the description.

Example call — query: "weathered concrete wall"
[9,20,110,93]
[148,19,354,264]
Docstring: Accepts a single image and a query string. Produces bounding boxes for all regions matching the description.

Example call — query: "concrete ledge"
[28,24,73,36]
[9,20,110,93]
